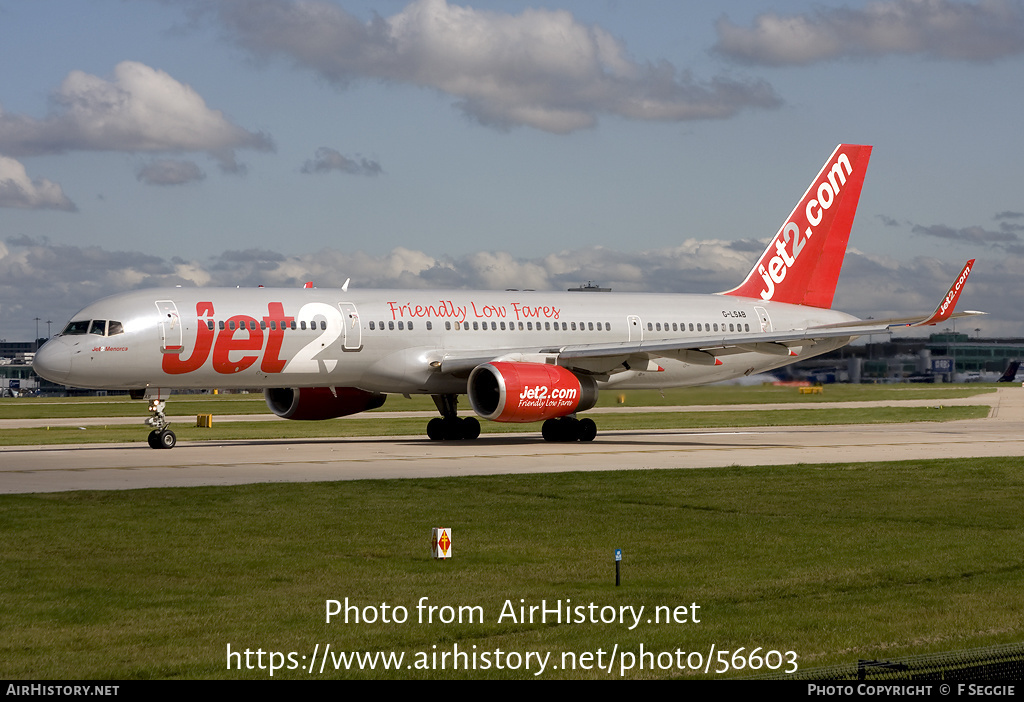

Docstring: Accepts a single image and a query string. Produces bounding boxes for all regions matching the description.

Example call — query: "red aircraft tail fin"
[723,144,872,308]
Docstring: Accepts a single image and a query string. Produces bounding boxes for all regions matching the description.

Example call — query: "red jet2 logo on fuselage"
[162,301,294,375]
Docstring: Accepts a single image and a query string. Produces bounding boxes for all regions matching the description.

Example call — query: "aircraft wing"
[434,323,889,378]
[436,260,983,378]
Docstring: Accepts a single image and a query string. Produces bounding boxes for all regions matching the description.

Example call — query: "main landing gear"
[426,394,598,442]
[133,388,176,449]
[427,394,480,441]
[542,416,597,442]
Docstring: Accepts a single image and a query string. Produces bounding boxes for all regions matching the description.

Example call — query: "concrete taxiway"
[2,388,1022,494]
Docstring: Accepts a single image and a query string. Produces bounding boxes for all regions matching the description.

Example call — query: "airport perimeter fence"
[749,642,1023,680]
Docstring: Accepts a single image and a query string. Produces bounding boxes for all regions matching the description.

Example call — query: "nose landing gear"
[134,388,176,449]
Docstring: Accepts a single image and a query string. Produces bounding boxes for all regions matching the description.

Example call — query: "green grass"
[0,405,989,446]
[2,457,1022,679]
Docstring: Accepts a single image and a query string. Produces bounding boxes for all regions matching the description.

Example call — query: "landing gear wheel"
[148,430,161,449]
[461,416,481,440]
[427,417,445,441]
[543,417,597,442]
[158,429,177,449]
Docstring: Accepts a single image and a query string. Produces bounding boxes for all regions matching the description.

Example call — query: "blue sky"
[1,0,1022,340]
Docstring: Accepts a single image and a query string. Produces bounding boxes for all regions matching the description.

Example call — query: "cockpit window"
[61,319,124,336]
[62,320,91,335]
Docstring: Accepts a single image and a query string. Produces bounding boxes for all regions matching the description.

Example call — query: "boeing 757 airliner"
[33,145,980,448]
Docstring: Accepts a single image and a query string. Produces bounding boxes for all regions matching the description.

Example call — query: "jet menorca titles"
[33,144,981,448]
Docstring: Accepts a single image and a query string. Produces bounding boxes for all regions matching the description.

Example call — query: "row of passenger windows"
[62,320,124,337]
[648,321,751,333]
[368,320,614,332]
[203,320,327,332]
[63,317,751,337]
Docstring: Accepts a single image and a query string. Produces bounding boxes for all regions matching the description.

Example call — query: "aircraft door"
[627,315,642,342]
[754,306,772,333]
[155,300,183,353]
[339,302,362,350]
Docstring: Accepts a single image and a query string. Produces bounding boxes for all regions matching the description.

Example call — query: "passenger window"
[370,321,375,330]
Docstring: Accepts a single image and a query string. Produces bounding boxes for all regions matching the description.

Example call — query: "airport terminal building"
[788,333,1024,383]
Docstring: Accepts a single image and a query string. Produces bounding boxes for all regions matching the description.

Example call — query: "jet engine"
[264,386,386,420]
[467,361,598,423]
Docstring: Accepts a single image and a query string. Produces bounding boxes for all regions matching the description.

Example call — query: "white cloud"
[136,159,207,185]
[714,0,1024,66]
[215,0,780,132]
[0,61,272,167]
[0,156,76,211]
[5,235,1016,340]
[301,147,382,176]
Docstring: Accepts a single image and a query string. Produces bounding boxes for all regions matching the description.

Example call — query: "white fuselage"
[34,286,858,394]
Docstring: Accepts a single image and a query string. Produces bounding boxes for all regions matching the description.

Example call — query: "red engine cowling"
[264,387,386,420]
[468,362,598,423]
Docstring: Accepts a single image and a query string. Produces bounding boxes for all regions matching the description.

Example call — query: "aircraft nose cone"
[33,339,72,383]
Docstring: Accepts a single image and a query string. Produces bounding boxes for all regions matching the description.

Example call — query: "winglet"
[911,259,975,327]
